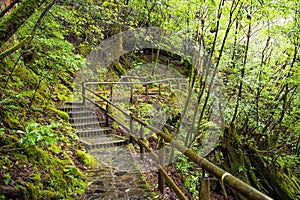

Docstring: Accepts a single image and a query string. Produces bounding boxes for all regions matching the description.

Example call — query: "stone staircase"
[58,103,154,199]
[59,103,128,150]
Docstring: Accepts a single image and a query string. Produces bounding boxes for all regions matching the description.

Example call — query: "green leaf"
[238,165,246,172]
[3,173,11,185]
[28,135,37,144]
[19,137,26,145]
[45,137,57,146]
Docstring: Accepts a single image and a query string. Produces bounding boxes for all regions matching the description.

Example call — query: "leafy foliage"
[17,123,58,146]
[0,0,299,199]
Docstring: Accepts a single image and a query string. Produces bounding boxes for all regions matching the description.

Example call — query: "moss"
[58,73,73,89]
[23,182,40,200]
[40,190,64,199]
[16,185,29,199]
[19,183,64,200]
[0,0,45,47]
[37,84,51,103]
[0,156,12,170]
[113,62,127,76]
[62,152,76,166]
[30,172,41,182]
[75,150,98,166]
[49,107,69,121]
[268,172,297,200]
[13,145,87,199]
[3,111,23,129]
[56,84,73,102]
[26,146,51,167]
[13,152,28,163]
[48,143,62,154]
[14,64,39,89]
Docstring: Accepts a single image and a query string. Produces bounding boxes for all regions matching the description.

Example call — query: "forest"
[0,0,299,199]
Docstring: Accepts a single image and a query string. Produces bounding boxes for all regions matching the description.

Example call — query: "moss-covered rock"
[8,145,88,199]
[14,64,39,89]
[75,150,98,166]
[49,107,69,121]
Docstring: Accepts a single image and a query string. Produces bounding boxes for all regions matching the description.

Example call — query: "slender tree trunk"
[230,2,251,125]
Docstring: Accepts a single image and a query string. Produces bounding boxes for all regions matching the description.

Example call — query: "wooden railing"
[82,77,187,104]
[81,80,273,200]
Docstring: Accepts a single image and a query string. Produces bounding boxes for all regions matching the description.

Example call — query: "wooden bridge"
[59,78,273,200]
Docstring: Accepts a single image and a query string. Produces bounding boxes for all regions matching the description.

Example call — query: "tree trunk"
[0,0,46,47]
[221,125,299,200]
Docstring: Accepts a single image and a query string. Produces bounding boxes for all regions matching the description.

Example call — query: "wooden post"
[105,103,109,127]
[130,84,133,103]
[158,138,165,194]
[130,116,133,133]
[145,84,149,97]
[159,84,161,96]
[198,170,211,200]
[139,126,145,160]
[110,85,113,101]
[199,179,210,200]
[129,117,134,144]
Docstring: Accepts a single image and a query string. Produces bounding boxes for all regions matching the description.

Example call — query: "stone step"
[81,135,128,150]
[77,128,111,138]
[70,116,99,124]
[72,121,101,130]
[68,110,97,118]
[58,105,93,113]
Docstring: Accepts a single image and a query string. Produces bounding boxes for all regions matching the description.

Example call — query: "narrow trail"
[59,104,154,200]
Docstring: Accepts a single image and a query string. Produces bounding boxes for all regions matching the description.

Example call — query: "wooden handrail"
[130,114,273,200]
[83,77,187,86]
[82,81,273,200]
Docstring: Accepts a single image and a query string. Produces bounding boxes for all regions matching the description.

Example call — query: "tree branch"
[0,0,20,18]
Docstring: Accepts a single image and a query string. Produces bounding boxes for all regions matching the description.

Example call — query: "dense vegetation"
[0,0,299,199]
